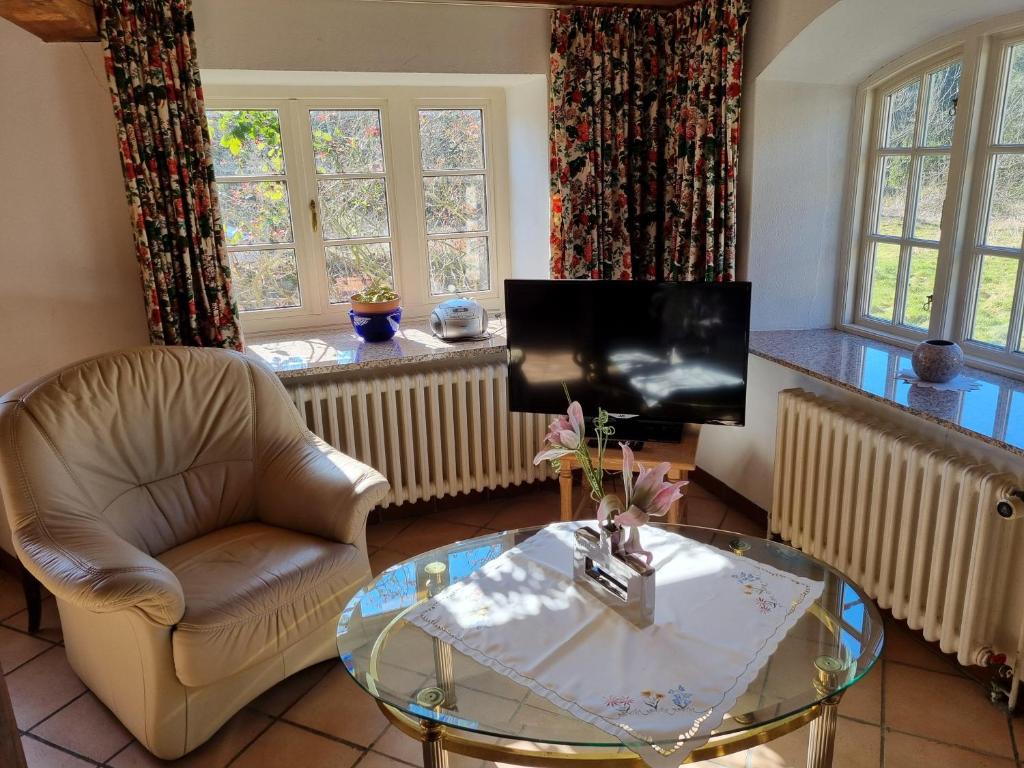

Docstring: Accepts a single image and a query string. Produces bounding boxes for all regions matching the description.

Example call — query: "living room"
[0,0,1023,766]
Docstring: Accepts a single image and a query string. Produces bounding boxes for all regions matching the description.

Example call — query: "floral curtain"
[549,2,749,282]
[96,0,243,349]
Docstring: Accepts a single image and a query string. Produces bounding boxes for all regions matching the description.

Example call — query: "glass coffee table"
[337,525,883,768]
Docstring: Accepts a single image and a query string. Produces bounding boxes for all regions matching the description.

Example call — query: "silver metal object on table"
[572,525,655,626]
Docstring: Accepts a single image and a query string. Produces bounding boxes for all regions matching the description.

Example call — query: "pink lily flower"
[533,401,585,464]
[614,443,686,526]
[597,444,687,564]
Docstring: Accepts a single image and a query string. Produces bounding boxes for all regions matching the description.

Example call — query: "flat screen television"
[505,279,751,440]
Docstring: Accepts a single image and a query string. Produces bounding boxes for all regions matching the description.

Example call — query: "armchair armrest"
[15,525,185,626]
[257,435,390,546]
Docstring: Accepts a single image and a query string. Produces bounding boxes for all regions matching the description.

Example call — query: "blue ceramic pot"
[349,307,402,342]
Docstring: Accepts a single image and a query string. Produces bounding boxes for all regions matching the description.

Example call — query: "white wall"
[0,25,147,396]
[192,0,550,75]
[0,22,149,552]
[507,77,551,280]
[736,0,838,289]
[746,80,853,330]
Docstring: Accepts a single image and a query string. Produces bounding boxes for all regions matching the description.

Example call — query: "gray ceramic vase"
[911,339,964,383]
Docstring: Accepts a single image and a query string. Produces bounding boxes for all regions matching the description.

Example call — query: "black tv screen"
[505,280,751,429]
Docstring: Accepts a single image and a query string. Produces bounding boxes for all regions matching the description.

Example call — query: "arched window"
[846,19,1024,375]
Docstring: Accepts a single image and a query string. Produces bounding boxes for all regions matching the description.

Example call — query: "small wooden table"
[558,425,700,524]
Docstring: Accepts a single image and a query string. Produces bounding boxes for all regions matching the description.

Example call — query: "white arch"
[761,0,1024,86]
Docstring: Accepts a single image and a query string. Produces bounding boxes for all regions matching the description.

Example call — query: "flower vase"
[572,521,655,626]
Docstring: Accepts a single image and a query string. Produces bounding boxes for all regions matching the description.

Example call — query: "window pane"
[219,181,293,245]
[912,154,950,241]
[419,109,484,170]
[922,62,961,147]
[867,241,900,322]
[970,254,1018,347]
[883,81,920,148]
[902,247,938,330]
[423,175,487,234]
[309,110,385,175]
[325,243,395,304]
[229,249,300,311]
[874,156,911,236]
[207,110,284,177]
[998,43,1024,145]
[318,179,389,240]
[428,237,490,295]
[983,154,1024,248]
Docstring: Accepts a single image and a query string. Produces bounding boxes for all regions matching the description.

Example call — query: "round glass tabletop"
[337,524,883,749]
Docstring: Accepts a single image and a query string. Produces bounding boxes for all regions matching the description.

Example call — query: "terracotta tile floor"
[0,481,1018,767]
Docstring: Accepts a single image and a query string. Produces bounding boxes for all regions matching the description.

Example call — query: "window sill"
[249,322,1024,459]
[750,329,1024,458]
[246,317,508,382]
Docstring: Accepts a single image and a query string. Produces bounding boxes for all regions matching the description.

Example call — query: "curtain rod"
[352,0,686,11]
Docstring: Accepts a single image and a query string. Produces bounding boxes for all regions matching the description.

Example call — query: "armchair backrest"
[0,347,301,558]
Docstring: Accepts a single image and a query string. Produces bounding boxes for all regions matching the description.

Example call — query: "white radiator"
[772,388,1024,684]
[286,363,552,507]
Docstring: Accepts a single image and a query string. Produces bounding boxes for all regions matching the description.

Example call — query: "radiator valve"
[996,490,1024,520]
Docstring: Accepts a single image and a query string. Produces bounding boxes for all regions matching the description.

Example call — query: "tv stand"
[559,424,701,524]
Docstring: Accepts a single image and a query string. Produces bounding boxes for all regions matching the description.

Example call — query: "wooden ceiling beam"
[0,0,98,43]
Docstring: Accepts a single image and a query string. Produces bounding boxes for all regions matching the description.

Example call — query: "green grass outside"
[867,217,1021,348]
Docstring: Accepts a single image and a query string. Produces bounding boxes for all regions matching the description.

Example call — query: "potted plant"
[350,282,401,315]
[348,281,402,342]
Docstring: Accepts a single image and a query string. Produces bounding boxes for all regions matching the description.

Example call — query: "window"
[418,108,492,296]
[310,109,396,306]
[209,109,301,311]
[847,23,1024,375]
[968,42,1024,352]
[205,89,509,332]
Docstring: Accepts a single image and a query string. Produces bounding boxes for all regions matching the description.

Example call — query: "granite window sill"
[246,318,508,381]
[749,329,1024,458]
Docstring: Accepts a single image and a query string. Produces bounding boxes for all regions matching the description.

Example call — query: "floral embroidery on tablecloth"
[732,571,780,614]
[604,685,694,717]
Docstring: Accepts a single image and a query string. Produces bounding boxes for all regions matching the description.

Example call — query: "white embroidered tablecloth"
[405,522,824,768]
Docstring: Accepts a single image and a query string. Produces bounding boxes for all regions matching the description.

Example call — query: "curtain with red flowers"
[549,2,749,282]
[96,0,243,349]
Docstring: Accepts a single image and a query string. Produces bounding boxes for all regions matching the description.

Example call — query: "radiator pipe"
[1001,489,1024,710]
[1011,612,1024,710]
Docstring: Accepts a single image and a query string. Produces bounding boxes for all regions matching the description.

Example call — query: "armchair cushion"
[158,522,365,688]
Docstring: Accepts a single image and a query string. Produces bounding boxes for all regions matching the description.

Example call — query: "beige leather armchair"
[0,347,389,759]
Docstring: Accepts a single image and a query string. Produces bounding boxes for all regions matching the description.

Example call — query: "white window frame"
[839,13,1024,379]
[205,85,512,333]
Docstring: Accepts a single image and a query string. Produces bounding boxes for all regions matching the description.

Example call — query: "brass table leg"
[806,656,846,768]
[805,694,840,768]
[433,635,457,707]
[423,561,458,708]
[421,719,449,768]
